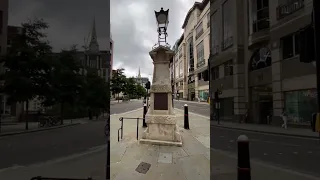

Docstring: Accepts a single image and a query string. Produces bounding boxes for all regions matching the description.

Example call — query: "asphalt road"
[211,127,320,177]
[173,100,320,177]
[173,100,210,117]
[110,100,143,115]
[0,100,143,170]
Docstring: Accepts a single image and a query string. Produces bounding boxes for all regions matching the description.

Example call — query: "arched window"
[250,47,271,71]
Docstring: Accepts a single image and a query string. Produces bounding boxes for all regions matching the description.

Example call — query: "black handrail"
[30,176,93,180]
[118,117,141,142]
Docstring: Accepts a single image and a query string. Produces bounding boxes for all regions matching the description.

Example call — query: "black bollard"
[143,104,147,127]
[184,104,190,129]
[237,135,251,180]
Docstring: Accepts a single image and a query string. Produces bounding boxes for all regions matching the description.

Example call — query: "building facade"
[209,0,316,125]
[174,35,187,99]
[0,0,9,115]
[175,0,210,101]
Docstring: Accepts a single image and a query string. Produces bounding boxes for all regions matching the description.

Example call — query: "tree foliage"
[0,18,111,128]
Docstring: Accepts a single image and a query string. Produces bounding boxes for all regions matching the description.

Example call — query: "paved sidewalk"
[0,118,89,137]
[210,120,319,139]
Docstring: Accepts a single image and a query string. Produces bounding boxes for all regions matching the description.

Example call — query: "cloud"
[111,0,194,77]
[8,0,195,78]
[8,0,110,52]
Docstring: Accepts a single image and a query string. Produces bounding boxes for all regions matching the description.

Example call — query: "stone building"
[173,0,210,101]
[209,0,316,125]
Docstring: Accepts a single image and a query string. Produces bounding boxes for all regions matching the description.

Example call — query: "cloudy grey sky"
[8,0,195,79]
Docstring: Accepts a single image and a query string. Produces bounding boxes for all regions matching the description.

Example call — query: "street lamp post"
[154,7,170,48]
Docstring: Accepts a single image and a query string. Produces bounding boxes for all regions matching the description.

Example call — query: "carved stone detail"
[150,84,172,93]
[145,115,176,124]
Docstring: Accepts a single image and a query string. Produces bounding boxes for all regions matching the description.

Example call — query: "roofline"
[181,0,210,29]
[177,34,184,47]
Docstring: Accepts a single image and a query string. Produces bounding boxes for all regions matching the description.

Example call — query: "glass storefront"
[284,89,317,124]
[198,90,209,102]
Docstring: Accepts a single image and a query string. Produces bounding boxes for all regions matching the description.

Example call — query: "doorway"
[250,85,273,124]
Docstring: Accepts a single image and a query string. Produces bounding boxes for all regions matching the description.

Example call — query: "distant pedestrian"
[281,109,288,129]
[177,93,180,101]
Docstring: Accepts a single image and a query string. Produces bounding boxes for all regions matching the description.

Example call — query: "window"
[282,33,300,59]
[250,47,271,71]
[196,41,205,68]
[175,64,179,78]
[285,89,317,124]
[195,22,203,39]
[213,66,219,80]
[179,61,183,77]
[198,72,202,80]
[207,13,210,28]
[188,37,194,72]
[0,11,3,34]
[224,60,233,76]
[222,0,233,49]
[211,12,219,55]
[179,48,182,58]
[252,0,269,33]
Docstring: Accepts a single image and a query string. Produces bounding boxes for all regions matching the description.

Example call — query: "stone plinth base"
[140,114,182,147]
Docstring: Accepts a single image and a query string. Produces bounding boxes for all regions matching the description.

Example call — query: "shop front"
[198,90,209,102]
[284,89,317,124]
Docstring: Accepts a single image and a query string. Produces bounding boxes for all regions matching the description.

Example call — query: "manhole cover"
[135,162,151,174]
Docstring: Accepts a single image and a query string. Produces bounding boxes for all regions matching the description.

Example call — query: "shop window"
[282,33,300,59]
[285,89,317,124]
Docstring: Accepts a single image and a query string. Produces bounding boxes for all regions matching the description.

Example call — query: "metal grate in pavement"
[135,162,151,174]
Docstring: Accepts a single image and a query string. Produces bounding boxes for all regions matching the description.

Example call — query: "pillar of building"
[233,63,246,121]
[271,40,284,124]
[195,74,199,100]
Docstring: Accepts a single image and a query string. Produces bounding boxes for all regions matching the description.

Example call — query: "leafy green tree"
[111,68,126,102]
[136,84,147,98]
[0,18,52,130]
[41,45,84,124]
[84,70,109,119]
[124,77,137,99]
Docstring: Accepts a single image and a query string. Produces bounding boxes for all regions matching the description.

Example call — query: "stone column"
[140,45,182,147]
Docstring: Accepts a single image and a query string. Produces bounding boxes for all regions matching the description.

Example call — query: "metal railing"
[277,0,304,20]
[118,117,140,142]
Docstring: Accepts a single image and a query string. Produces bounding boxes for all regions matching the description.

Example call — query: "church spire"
[89,16,99,53]
[138,67,141,78]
